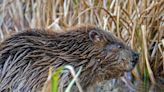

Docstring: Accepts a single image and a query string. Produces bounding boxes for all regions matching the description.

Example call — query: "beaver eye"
[106,44,122,51]
[117,44,122,49]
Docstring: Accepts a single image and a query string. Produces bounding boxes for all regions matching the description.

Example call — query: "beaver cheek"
[120,60,132,72]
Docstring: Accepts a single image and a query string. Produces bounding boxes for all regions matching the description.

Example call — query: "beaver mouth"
[128,60,138,71]
[131,59,138,67]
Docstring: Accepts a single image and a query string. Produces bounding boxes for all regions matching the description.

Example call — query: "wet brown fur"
[0,25,138,92]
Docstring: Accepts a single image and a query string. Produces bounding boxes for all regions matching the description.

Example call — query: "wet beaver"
[0,26,139,92]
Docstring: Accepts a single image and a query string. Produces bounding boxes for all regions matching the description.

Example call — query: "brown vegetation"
[0,0,163,91]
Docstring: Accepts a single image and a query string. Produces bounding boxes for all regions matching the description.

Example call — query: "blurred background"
[0,0,163,92]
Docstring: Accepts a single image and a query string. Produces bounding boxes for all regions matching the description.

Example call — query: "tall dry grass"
[0,0,164,90]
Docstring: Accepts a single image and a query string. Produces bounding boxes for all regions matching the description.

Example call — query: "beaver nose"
[132,52,139,66]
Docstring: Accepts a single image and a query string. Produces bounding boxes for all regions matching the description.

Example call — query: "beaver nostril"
[131,52,139,66]
[134,52,139,59]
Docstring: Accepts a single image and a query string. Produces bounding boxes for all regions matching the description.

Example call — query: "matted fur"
[0,26,138,92]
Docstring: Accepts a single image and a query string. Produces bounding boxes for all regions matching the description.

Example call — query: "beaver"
[0,26,139,92]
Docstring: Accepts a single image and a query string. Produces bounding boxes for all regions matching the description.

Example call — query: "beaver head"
[70,26,139,86]
[0,26,139,91]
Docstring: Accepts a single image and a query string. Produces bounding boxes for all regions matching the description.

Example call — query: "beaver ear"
[89,30,103,42]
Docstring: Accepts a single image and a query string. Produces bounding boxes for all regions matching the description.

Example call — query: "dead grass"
[0,0,164,90]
